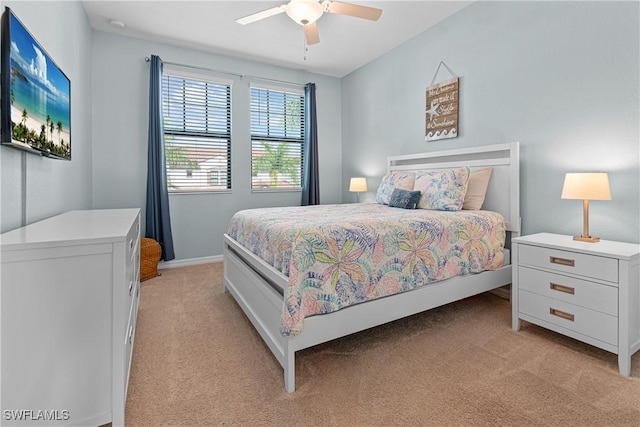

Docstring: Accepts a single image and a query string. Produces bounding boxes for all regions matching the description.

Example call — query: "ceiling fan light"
[285,0,324,25]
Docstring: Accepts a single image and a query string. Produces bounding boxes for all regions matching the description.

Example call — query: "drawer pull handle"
[129,281,133,296]
[130,239,135,250]
[550,256,574,267]
[550,282,575,295]
[128,326,133,344]
[550,308,574,322]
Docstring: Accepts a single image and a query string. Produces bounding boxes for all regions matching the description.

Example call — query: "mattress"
[228,203,506,336]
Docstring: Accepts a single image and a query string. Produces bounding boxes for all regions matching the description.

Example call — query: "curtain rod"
[144,56,306,88]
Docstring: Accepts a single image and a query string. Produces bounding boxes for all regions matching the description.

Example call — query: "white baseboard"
[158,255,222,270]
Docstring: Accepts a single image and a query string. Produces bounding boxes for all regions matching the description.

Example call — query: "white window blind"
[162,73,231,192]
[250,85,305,190]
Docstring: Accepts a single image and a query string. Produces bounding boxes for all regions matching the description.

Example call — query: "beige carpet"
[125,262,640,426]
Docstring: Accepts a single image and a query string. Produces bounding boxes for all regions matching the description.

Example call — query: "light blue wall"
[91,32,342,260]
[0,1,93,232]
[4,1,637,255]
[341,1,639,244]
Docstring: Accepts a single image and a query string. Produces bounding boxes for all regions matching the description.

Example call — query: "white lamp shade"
[561,173,611,200]
[285,0,324,25]
[349,177,368,192]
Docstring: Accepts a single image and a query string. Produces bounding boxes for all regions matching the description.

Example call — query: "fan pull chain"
[303,31,308,61]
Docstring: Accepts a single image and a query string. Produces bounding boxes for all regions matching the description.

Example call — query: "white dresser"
[512,233,640,376]
[1,209,141,426]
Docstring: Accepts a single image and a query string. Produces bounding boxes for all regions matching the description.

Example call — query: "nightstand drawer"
[518,267,618,316]
[519,244,618,283]
[519,290,618,346]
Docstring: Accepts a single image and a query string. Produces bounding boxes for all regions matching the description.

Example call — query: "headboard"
[387,142,520,235]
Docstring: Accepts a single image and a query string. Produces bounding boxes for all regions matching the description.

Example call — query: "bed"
[223,142,520,392]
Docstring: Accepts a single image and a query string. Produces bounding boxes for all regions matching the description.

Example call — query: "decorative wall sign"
[425,61,459,142]
[425,77,459,141]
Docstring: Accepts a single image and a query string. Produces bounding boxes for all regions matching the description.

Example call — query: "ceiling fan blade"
[304,22,320,45]
[323,1,382,21]
[236,5,286,25]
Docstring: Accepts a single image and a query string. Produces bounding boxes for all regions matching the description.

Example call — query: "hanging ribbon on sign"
[425,61,459,142]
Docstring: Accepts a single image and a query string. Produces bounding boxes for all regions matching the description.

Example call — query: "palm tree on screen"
[252,142,300,187]
[57,121,63,144]
[46,115,51,142]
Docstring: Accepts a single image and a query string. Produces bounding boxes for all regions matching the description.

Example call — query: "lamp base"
[573,235,600,243]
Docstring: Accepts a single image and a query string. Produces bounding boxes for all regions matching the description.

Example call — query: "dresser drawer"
[124,282,139,395]
[519,290,618,346]
[124,238,140,327]
[124,265,136,329]
[519,244,618,283]
[124,322,134,396]
[518,267,618,316]
[126,215,141,260]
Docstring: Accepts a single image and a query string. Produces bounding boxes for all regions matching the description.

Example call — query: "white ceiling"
[81,1,472,78]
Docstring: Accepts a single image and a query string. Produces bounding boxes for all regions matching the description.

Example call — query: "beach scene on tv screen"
[9,12,70,159]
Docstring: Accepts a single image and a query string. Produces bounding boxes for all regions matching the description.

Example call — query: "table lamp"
[349,177,367,203]
[561,172,611,242]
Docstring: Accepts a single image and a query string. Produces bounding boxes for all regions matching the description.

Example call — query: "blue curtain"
[145,55,175,261]
[302,83,320,206]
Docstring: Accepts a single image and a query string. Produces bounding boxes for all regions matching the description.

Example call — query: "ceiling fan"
[236,0,383,45]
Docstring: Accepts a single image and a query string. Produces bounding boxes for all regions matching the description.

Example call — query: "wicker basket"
[140,238,162,281]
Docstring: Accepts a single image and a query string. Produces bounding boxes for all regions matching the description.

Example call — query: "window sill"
[251,188,302,194]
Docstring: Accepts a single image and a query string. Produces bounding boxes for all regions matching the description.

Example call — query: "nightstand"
[512,233,640,376]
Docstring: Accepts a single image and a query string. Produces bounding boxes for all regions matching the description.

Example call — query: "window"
[162,72,231,192]
[250,85,304,190]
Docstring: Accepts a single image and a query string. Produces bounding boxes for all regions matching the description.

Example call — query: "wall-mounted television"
[1,7,71,160]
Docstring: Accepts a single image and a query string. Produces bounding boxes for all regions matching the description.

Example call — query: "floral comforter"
[227,203,506,337]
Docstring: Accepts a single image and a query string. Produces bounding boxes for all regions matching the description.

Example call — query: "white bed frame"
[223,142,520,392]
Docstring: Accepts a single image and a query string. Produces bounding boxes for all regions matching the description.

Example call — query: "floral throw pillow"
[414,167,470,211]
[375,172,416,205]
